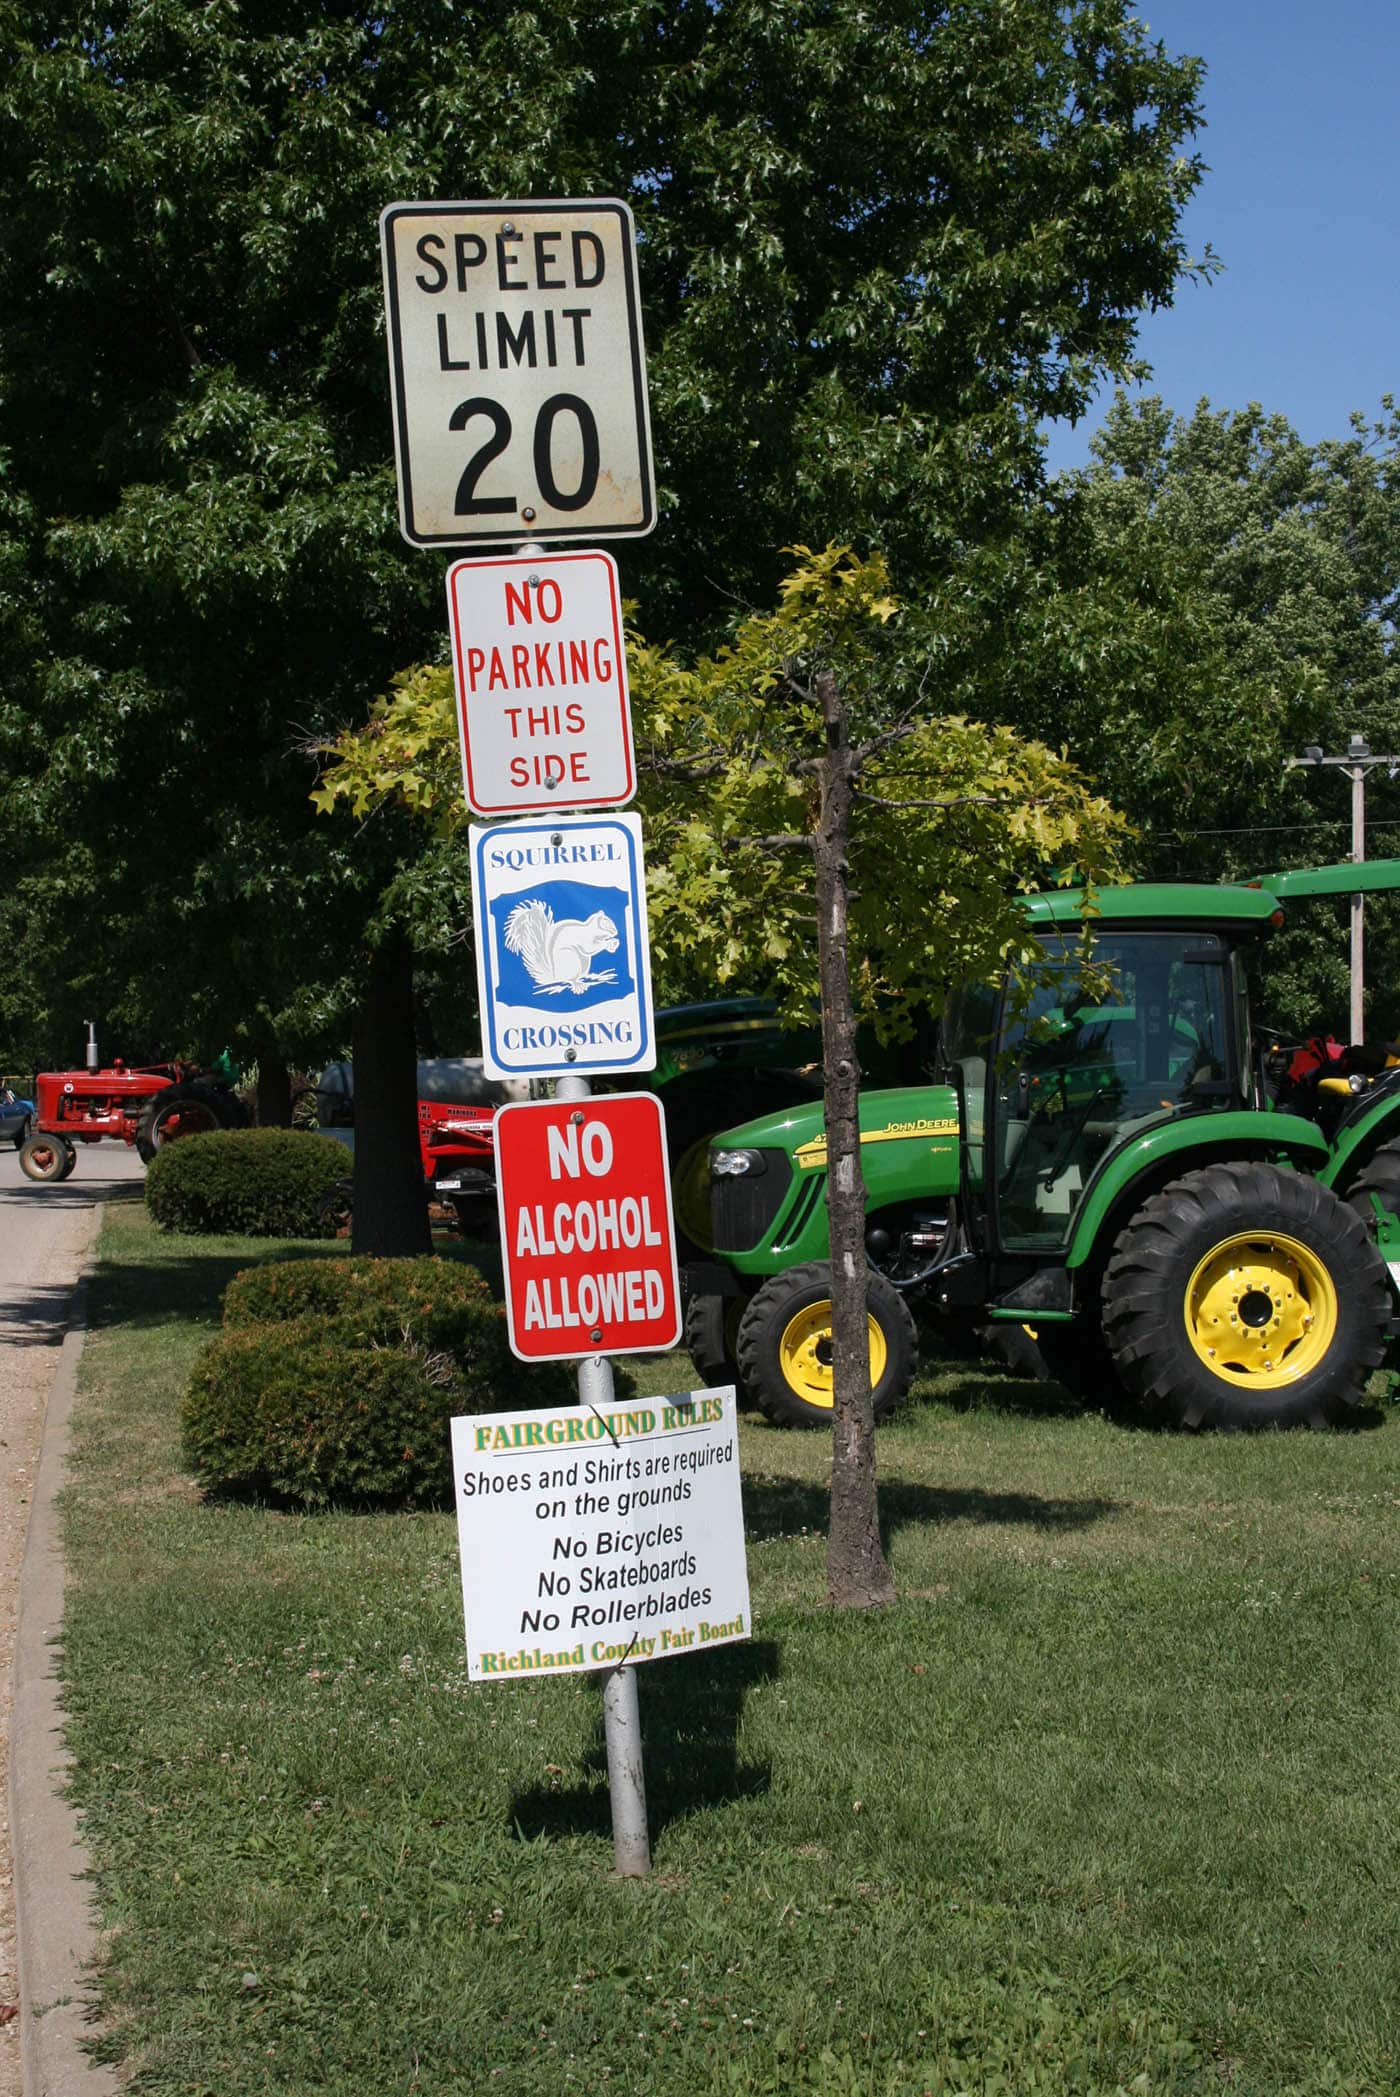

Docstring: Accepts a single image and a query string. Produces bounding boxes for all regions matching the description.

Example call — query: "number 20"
[449,394,601,516]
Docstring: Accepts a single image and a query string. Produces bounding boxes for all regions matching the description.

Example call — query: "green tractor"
[683,864,1400,1432]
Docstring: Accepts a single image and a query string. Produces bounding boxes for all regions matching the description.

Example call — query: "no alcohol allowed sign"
[493,1093,681,1362]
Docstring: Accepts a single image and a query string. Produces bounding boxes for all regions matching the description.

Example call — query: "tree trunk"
[254,1051,293,1128]
[350,929,431,1258]
[814,668,896,1610]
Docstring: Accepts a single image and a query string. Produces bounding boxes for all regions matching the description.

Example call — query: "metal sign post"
[558,1075,647,1872]
[380,199,738,1878]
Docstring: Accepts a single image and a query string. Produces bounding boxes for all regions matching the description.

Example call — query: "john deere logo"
[794,1118,958,1169]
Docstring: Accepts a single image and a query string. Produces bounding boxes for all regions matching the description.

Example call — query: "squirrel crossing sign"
[469,811,656,1081]
[379,199,655,548]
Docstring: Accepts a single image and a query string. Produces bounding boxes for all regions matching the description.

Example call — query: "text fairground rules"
[450,1389,751,1680]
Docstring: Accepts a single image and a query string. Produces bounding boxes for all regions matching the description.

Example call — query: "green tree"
[318,546,1127,1604]
[0,0,1206,1242]
[992,396,1400,1033]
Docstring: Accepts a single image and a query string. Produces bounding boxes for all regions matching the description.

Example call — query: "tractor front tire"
[736,1260,917,1431]
[683,1292,756,1407]
[1102,1162,1387,1431]
[19,1133,76,1182]
[136,1086,226,1163]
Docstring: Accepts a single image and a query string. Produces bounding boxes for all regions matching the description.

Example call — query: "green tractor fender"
[1317,1088,1400,1196]
[1065,1110,1330,1272]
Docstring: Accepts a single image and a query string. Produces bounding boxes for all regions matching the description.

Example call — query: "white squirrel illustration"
[503,898,620,995]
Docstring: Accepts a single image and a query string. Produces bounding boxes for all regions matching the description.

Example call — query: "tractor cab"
[945,885,1275,1258]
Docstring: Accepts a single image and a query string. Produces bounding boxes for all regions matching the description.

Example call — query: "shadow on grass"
[739,1474,1118,1546]
[85,1242,347,1332]
[509,1638,780,1845]
[85,1237,505,1332]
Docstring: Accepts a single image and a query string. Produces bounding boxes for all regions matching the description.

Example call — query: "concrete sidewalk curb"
[10,1271,120,2096]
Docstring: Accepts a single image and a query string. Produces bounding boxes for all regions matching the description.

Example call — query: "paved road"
[0,1139,144,2095]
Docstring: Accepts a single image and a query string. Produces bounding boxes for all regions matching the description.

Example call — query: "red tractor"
[19,1027,247,1182]
[311,1058,513,1239]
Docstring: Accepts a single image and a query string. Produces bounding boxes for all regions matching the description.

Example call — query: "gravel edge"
[10,1272,121,2096]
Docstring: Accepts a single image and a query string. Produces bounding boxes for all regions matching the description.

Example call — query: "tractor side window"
[995,933,1232,1251]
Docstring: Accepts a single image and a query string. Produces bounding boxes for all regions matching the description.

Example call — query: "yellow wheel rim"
[776,1301,888,1410]
[1184,1230,1338,1389]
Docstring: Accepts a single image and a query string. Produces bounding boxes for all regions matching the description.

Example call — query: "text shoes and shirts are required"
[447,550,634,817]
[380,199,654,548]
[470,811,656,1081]
[451,1389,751,1681]
[493,1093,681,1362]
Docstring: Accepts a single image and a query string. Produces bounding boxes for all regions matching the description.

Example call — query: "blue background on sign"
[488,881,635,1011]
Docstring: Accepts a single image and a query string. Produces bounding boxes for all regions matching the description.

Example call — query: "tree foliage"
[0,0,1206,1068]
[316,545,1130,1017]
[1015,396,1400,1032]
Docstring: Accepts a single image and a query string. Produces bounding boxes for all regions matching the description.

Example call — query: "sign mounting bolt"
[565,1048,577,1062]
[570,1111,584,1126]
[501,220,516,235]
[550,833,563,846]
[590,1329,603,1344]
[521,505,537,522]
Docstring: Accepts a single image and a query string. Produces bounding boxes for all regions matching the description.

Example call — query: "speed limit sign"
[379,199,655,549]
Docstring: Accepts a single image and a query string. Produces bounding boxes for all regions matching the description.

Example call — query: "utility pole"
[1291,735,1400,1042]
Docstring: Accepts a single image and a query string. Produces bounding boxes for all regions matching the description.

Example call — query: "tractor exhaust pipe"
[85,1021,99,1073]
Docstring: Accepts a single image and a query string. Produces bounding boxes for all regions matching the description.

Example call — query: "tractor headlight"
[711,1148,765,1178]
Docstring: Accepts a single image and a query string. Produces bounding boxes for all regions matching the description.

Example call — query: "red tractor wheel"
[136,1087,225,1163]
[19,1133,76,1182]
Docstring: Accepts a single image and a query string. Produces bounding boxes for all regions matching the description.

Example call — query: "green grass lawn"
[60,1196,1400,2095]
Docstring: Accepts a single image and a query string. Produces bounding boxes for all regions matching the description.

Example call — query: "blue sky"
[1043,0,1399,475]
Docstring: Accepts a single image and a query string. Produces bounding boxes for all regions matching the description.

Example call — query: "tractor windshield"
[992,931,1238,1252]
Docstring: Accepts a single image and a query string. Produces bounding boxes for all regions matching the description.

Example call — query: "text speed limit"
[380,199,656,548]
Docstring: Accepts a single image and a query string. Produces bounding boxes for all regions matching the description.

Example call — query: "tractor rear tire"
[1101,1162,1387,1431]
[136,1086,226,1162]
[683,1291,756,1407]
[1345,1143,1400,1244]
[19,1133,76,1182]
[736,1260,917,1431]
[12,1114,31,1150]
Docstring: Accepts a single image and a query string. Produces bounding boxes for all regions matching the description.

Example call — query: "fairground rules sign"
[450,1389,750,1680]
[379,198,655,548]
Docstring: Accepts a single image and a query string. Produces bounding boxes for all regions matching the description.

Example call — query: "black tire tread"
[1102,1161,1387,1431]
[735,1258,918,1431]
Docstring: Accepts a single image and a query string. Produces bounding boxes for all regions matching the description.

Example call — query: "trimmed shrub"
[184,1255,632,1507]
[182,1323,474,1507]
[146,1128,349,1237]
[223,1253,498,1340]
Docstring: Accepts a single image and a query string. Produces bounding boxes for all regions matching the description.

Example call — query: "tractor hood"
[713,1084,960,1175]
